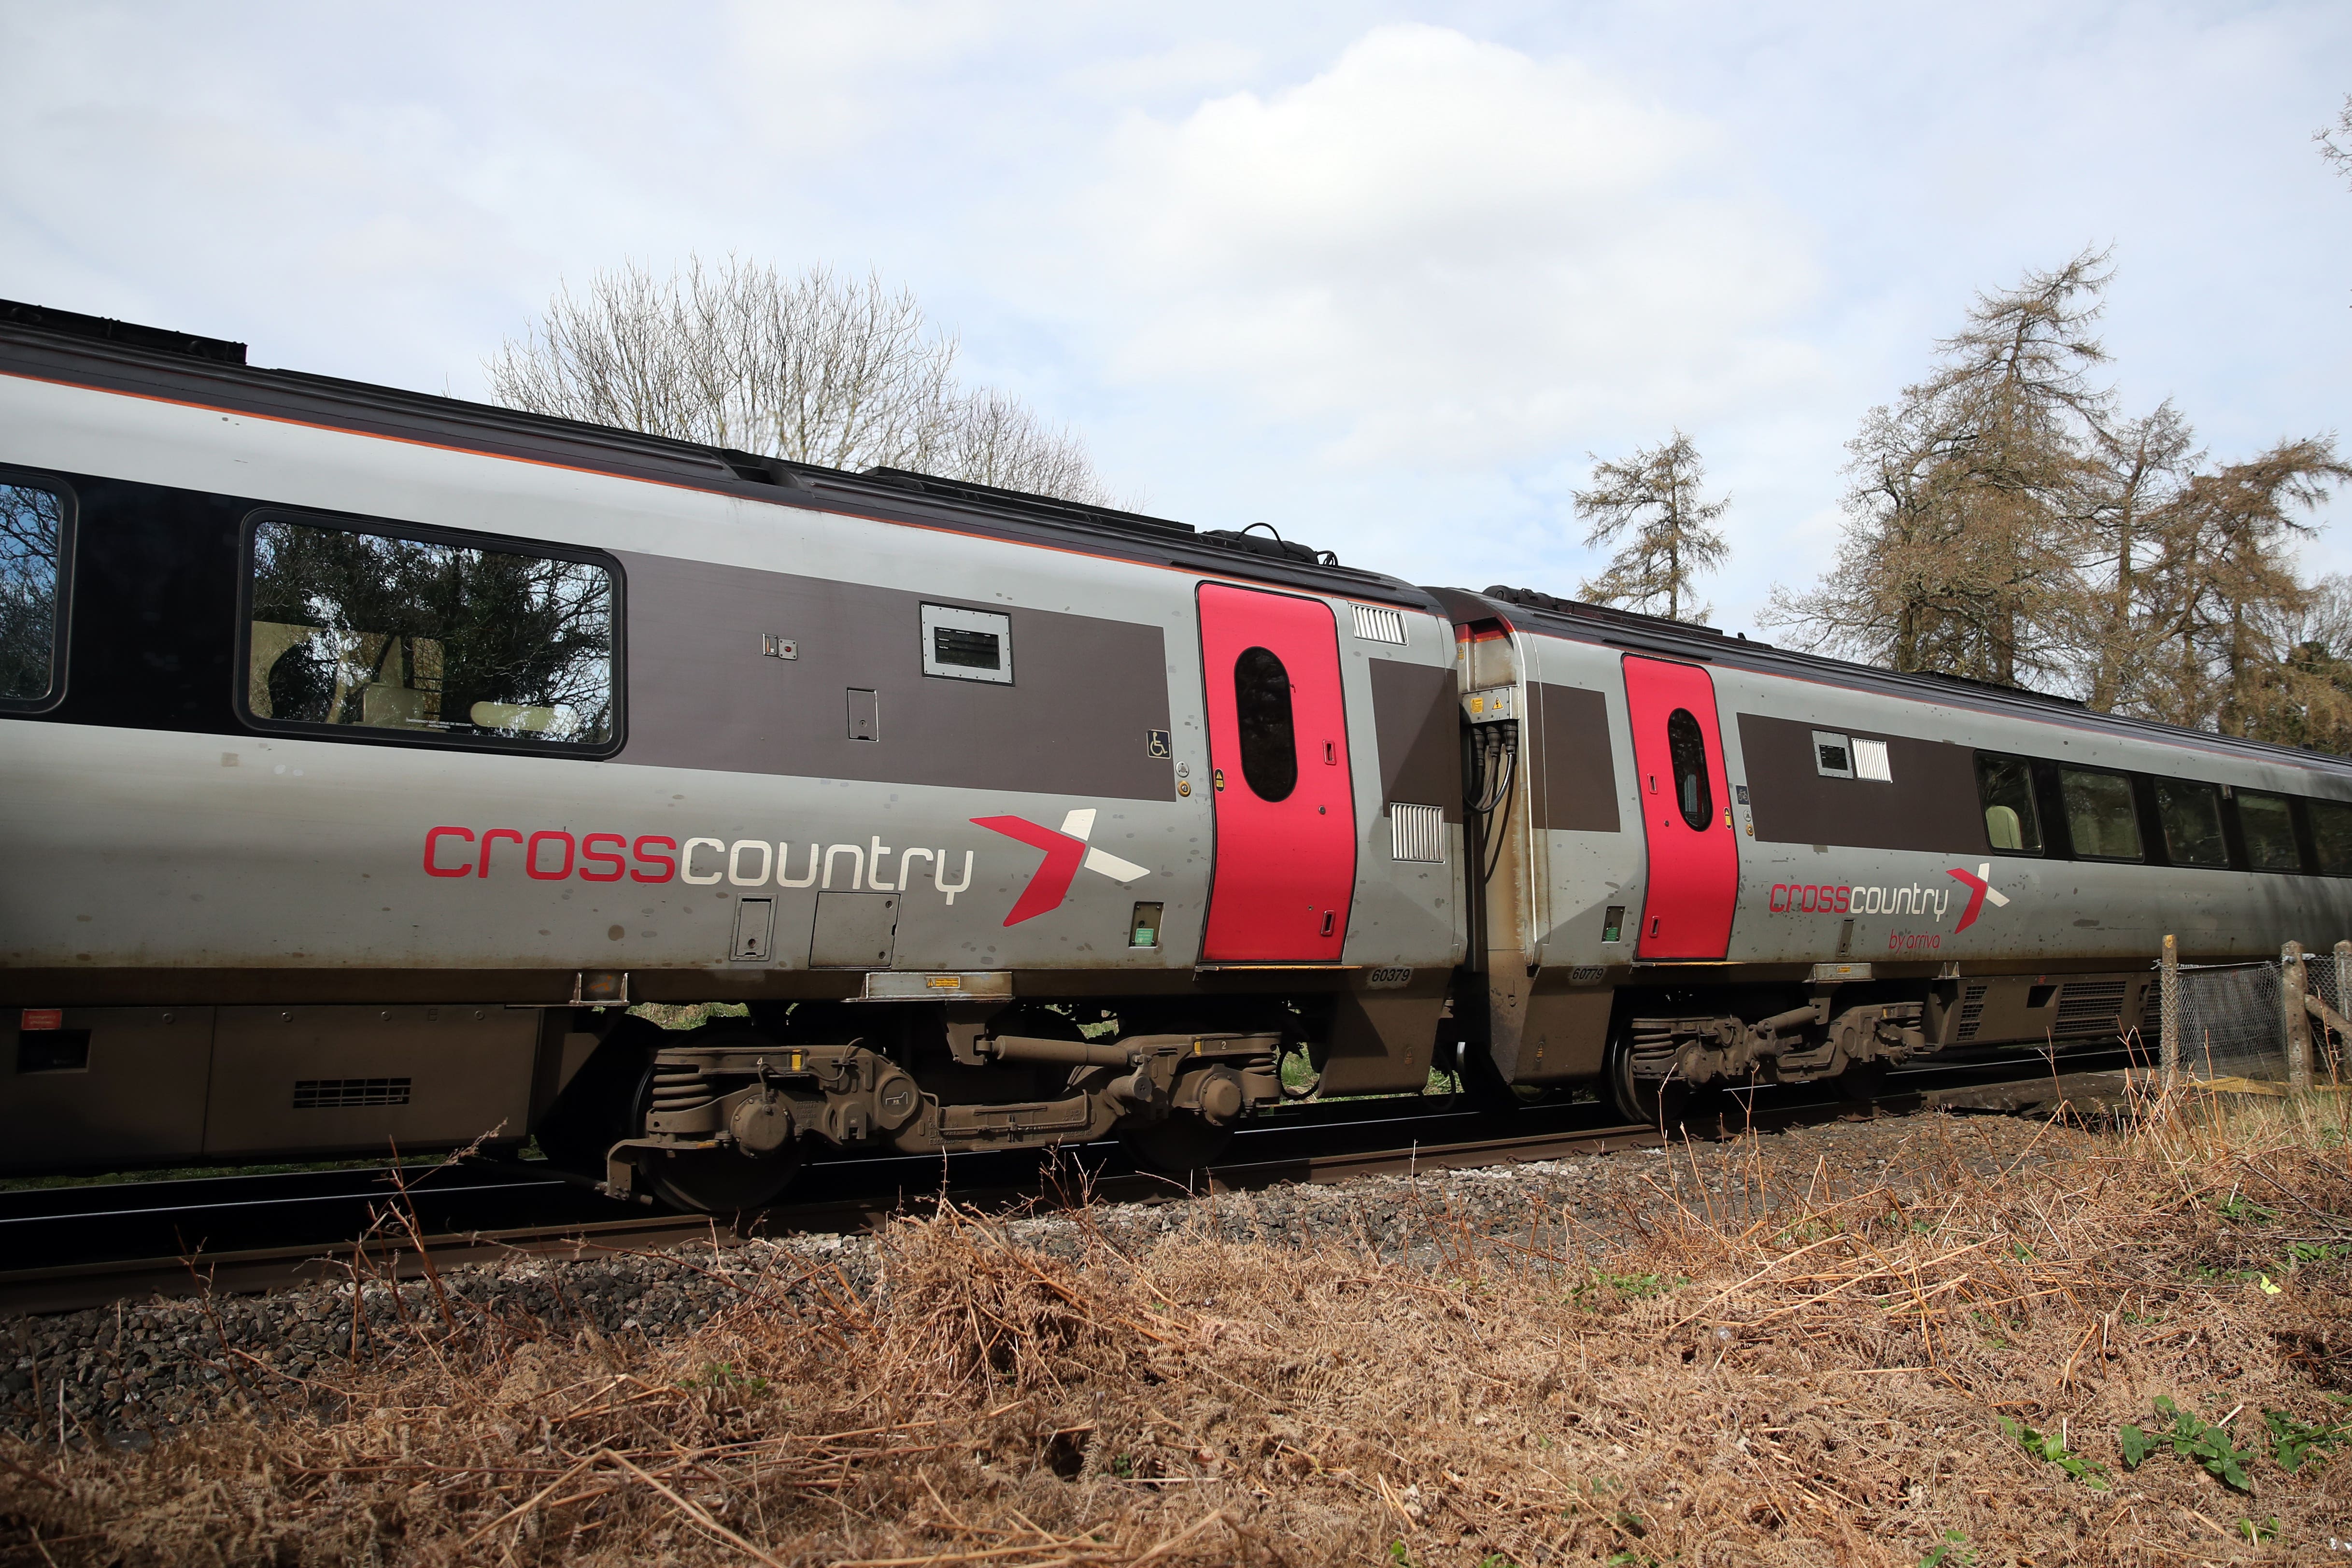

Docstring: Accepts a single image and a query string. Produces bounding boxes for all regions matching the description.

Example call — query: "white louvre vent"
[1352,604,1407,645]
[1390,803,1445,862]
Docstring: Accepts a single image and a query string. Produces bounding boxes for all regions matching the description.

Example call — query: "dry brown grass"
[4,1096,2351,1567]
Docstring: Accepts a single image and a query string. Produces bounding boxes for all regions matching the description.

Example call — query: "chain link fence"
[2154,945,2349,1087]
[2170,962,2287,1082]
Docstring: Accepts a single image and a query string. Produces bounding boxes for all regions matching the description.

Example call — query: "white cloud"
[1069,25,1821,467]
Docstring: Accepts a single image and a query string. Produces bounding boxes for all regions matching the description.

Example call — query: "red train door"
[1197,583,1357,961]
[1622,656,1738,960]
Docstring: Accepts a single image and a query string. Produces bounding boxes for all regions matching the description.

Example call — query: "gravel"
[2,1109,2097,1446]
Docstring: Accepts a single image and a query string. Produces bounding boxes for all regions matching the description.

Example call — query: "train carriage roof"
[0,299,1438,612]
[1439,583,2352,780]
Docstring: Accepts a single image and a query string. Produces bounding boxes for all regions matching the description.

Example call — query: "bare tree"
[2319,93,2352,190]
[1573,431,1729,622]
[1762,250,2112,687]
[487,257,1112,505]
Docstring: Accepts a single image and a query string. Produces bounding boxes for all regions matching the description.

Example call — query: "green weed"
[2118,1396,2257,1493]
[1918,1529,1976,1568]
[1997,1413,2109,1489]
[2262,1405,2352,1473]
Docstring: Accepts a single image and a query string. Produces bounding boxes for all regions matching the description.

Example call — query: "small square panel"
[1851,737,1892,782]
[1811,730,1853,778]
[921,604,1013,684]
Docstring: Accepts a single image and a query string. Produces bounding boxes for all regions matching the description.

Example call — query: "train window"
[2058,767,2142,861]
[1667,708,1713,831]
[1974,752,2041,853]
[242,516,616,750]
[1233,645,1298,801]
[0,477,71,710]
[920,603,1013,684]
[2238,790,2302,872]
[2154,780,2230,869]
[2309,799,2352,876]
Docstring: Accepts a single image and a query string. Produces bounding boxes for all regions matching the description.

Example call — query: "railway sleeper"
[1628,1000,1930,1089]
[602,1030,1281,1204]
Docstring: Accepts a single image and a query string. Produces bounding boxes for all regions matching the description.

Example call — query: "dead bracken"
[3,1090,2349,1566]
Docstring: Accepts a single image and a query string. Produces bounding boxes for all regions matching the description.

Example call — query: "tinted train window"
[2154,780,2230,869]
[243,516,616,750]
[0,479,70,709]
[2059,767,2141,861]
[1233,645,1298,801]
[1974,752,2041,852]
[1667,708,1713,831]
[2310,799,2352,876]
[2238,790,2302,872]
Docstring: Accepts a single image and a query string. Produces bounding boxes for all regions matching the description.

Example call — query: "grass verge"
[3,1090,2348,1565]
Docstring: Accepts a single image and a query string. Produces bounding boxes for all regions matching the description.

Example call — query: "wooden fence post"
[2160,934,2180,1089]
[2334,940,2352,1083]
[2283,940,2314,1092]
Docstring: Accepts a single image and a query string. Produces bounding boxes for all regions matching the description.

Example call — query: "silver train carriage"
[3,300,2348,1210]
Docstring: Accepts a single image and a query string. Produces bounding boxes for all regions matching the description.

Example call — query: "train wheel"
[1120,1111,1234,1173]
[1835,1062,1893,1103]
[1602,1030,1694,1129]
[642,1146,803,1215]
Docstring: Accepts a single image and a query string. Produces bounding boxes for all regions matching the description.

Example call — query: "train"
[5,297,2349,1211]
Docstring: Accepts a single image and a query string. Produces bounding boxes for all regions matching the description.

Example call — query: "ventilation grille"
[1390,803,1445,863]
[293,1077,411,1109]
[2055,980,2129,1034]
[1954,983,1989,1041]
[1352,605,1407,645]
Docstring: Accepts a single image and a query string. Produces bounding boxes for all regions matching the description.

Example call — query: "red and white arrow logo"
[972,808,1150,926]
[1945,862,2011,932]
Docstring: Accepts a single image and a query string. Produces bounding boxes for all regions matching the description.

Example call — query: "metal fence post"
[2283,940,2314,1092]
[2160,934,2180,1089]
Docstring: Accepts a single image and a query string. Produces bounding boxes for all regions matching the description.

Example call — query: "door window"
[2154,780,2229,868]
[1666,708,1712,831]
[1232,645,1299,801]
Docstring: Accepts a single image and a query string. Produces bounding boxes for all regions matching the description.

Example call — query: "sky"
[3,2,2348,635]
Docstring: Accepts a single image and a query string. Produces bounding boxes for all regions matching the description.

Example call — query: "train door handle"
[1324,741,1336,765]
[1320,911,1336,937]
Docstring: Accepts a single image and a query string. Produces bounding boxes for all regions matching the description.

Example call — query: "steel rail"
[0,1049,2135,1315]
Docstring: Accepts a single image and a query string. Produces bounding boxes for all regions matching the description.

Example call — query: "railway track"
[0,1049,2135,1314]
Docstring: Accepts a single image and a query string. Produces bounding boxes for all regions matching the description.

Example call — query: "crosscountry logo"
[1945,862,2012,933]
[972,809,1150,926]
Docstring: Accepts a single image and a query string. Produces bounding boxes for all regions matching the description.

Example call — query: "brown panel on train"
[1737,713,1986,854]
[1529,683,1620,833]
[1316,969,1450,1095]
[0,1009,215,1172]
[1488,978,1613,1084]
[1369,658,1464,822]
[618,552,1175,799]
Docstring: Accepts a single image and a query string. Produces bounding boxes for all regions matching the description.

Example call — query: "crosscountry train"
[4,299,2348,1210]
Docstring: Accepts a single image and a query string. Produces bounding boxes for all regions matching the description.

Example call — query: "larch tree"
[1573,430,1729,623]
[487,257,1112,505]
[1761,249,2113,687]
[2137,437,2352,737]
